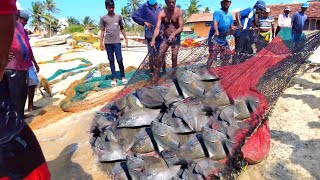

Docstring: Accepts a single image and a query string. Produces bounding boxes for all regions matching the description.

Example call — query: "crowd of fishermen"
[100,0,310,84]
[0,0,311,179]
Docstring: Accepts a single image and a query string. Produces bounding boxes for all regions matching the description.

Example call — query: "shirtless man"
[150,0,183,82]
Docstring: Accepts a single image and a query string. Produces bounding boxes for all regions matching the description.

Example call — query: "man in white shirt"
[276,6,292,35]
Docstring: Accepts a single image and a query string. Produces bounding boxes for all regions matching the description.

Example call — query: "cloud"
[16,1,23,10]
[231,8,242,13]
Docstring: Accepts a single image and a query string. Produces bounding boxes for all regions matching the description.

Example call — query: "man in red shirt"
[0,1,51,179]
[0,0,16,80]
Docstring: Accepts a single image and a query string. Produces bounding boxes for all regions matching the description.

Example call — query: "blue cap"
[19,10,30,20]
[301,2,309,8]
[254,0,266,11]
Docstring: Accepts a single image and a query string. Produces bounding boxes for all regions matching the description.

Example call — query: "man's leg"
[171,45,179,76]
[4,70,28,119]
[27,86,36,111]
[221,46,231,66]
[114,43,125,80]
[27,66,40,111]
[153,42,169,82]
[146,38,155,75]
[156,38,166,73]
[207,44,221,69]
[105,44,117,80]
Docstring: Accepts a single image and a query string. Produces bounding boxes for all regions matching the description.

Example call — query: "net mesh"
[92,28,320,178]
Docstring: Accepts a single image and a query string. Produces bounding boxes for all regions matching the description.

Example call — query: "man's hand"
[231,26,237,31]
[0,52,13,81]
[150,39,156,47]
[35,64,40,73]
[144,22,153,29]
[214,31,220,36]
[125,38,128,47]
[100,43,105,51]
[168,34,176,42]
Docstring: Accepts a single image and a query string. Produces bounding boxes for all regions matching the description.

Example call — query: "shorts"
[209,42,229,60]
[162,35,181,47]
[28,66,39,86]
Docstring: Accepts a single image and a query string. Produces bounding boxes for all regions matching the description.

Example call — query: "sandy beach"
[24,43,320,179]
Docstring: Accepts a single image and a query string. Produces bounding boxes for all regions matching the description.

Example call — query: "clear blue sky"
[18,0,302,23]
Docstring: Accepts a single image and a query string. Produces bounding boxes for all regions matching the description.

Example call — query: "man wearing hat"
[291,2,309,42]
[235,0,267,53]
[236,0,266,30]
[276,6,292,35]
[17,10,41,112]
[5,10,29,119]
[1,2,51,180]
[207,0,235,69]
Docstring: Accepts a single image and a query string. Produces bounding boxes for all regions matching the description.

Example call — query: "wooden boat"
[32,35,69,47]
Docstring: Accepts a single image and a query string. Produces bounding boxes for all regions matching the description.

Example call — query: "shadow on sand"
[282,94,320,110]
[48,143,93,180]
[270,130,320,178]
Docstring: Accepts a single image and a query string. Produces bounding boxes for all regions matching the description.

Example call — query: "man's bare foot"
[27,105,41,112]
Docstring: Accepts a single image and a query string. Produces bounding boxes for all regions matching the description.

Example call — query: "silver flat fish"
[201,127,227,160]
[118,107,161,127]
[131,128,155,154]
[151,121,181,151]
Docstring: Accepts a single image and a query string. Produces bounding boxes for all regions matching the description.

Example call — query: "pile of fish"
[90,65,259,179]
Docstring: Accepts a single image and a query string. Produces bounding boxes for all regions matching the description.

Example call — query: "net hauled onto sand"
[89,28,320,179]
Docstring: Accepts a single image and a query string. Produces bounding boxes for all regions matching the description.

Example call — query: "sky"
[18,0,303,23]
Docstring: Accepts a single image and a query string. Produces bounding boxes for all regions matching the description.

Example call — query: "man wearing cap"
[18,10,41,112]
[100,0,129,87]
[291,2,308,42]
[5,11,29,119]
[132,0,166,77]
[259,8,275,42]
[235,0,267,53]
[1,1,51,179]
[276,6,292,35]
[207,0,235,69]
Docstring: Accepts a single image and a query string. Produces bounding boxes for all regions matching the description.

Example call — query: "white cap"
[19,10,30,20]
[266,8,270,12]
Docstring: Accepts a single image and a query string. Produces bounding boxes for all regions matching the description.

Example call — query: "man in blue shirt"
[132,0,165,76]
[235,0,266,53]
[291,2,308,41]
[207,0,235,69]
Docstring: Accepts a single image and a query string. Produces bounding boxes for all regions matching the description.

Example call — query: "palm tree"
[30,1,45,32]
[43,0,59,37]
[82,16,95,28]
[204,7,211,13]
[67,16,80,26]
[43,0,60,14]
[121,6,131,25]
[127,0,142,14]
[186,0,202,18]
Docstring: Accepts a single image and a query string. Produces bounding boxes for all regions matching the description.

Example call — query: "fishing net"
[90,28,320,179]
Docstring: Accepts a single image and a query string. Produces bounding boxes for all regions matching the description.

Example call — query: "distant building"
[58,18,69,31]
[186,2,320,37]
[186,13,212,37]
[186,12,237,37]
[267,2,320,31]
